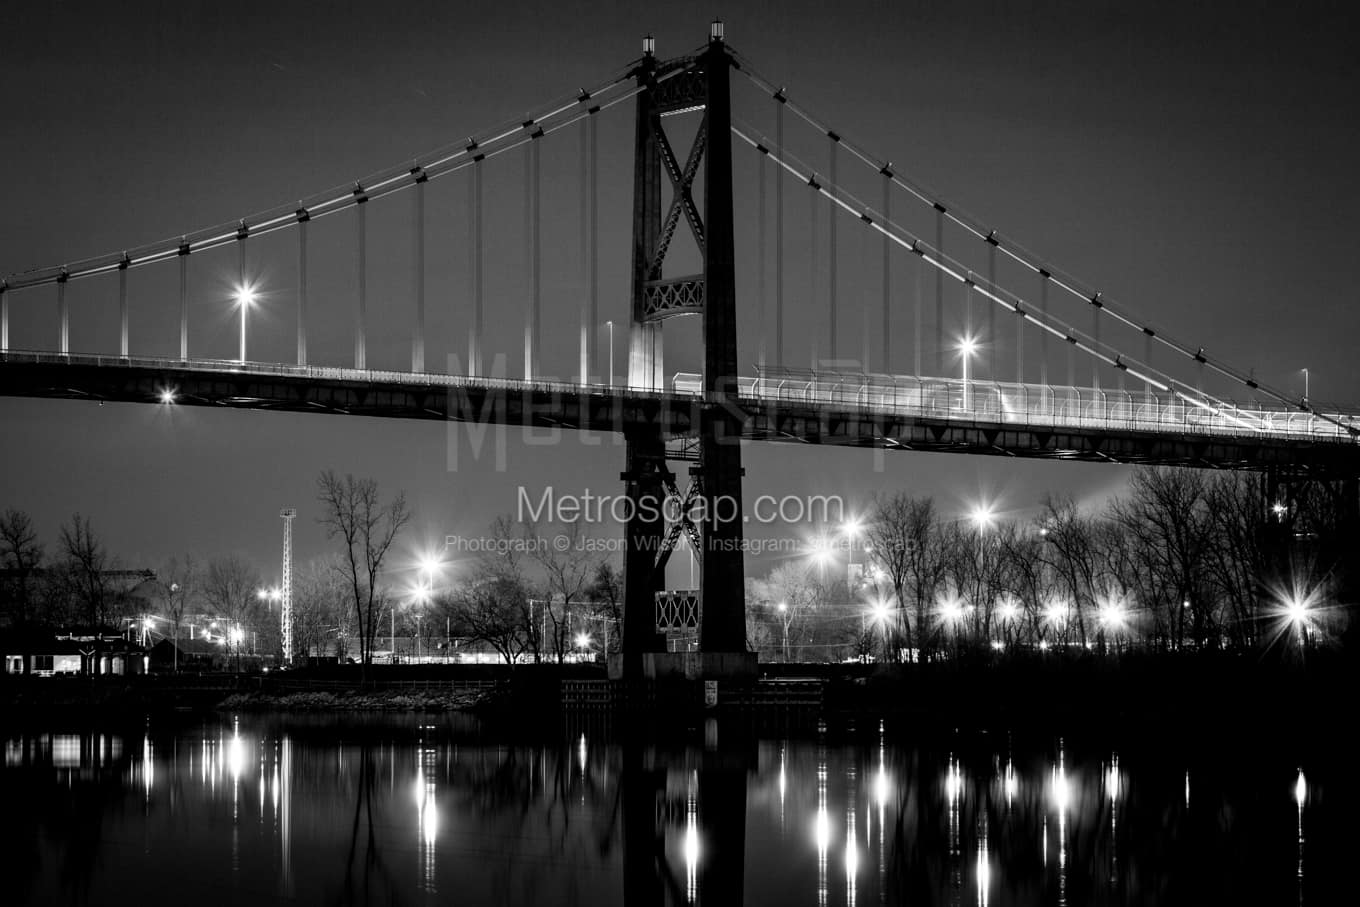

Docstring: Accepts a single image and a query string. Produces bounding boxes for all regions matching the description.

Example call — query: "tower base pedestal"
[608,651,757,681]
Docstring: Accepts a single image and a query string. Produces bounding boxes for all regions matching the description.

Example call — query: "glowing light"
[869,601,893,624]
[574,632,592,650]
[998,600,1019,621]
[1098,601,1128,629]
[969,503,995,529]
[1271,502,1288,517]
[228,626,244,645]
[1107,759,1121,801]
[842,516,863,537]
[1286,597,1309,626]
[1295,770,1307,806]
[684,810,701,877]
[257,589,268,601]
[958,335,978,358]
[234,283,257,308]
[143,618,155,631]
[777,601,788,613]
[1045,601,1066,624]
[945,760,963,801]
[421,793,438,843]
[990,640,1005,651]
[845,823,859,878]
[815,806,831,851]
[158,387,176,404]
[976,844,992,907]
[1051,765,1070,813]
[874,768,890,809]
[416,550,444,576]
[1004,762,1018,802]
[226,734,246,781]
[1038,640,1050,651]
[939,597,965,624]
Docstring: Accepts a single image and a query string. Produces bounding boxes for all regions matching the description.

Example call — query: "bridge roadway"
[3,350,1358,476]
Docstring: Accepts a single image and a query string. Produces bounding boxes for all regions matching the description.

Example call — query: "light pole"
[606,320,615,386]
[235,283,257,363]
[1301,368,1309,403]
[958,336,977,412]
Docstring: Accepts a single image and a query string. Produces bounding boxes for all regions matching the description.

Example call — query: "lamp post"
[235,283,257,363]
[959,336,978,412]
[606,320,615,386]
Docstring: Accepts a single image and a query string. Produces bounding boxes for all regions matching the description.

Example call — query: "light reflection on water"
[0,715,1342,906]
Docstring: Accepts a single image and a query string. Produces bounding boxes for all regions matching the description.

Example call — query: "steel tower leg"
[696,28,752,672]
[616,42,668,678]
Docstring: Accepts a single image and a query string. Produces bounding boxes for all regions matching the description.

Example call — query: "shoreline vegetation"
[1,651,1354,738]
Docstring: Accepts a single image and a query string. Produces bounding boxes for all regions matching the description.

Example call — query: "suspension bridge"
[3,22,1357,678]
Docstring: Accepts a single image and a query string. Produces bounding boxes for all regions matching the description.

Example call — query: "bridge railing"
[719,369,1358,443]
[7,349,1355,444]
[0,349,690,403]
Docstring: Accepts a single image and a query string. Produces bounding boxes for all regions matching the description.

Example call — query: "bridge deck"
[3,351,1357,476]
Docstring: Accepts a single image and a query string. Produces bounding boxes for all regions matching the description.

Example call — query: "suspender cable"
[1039,274,1048,388]
[57,273,68,355]
[579,117,589,382]
[934,209,944,376]
[881,168,891,372]
[470,162,483,377]
[0,67,651,295]
[297,207,309,366]
[810,167,820,368]
[987,241,996,381]
[588,114,599,380]
[775,96,785,369]
[732,64,1344,427]
[237,229,248,362]
[736,123,1296,434]
[525,138,541,380]
[355,186,367,370]
[413,170,426,373]
[757,145,767,370]
[1092,295,1100,392]
[178,240,188,360]
[118,256,129,357]
[914,242,923,378]
[828,135,838,362]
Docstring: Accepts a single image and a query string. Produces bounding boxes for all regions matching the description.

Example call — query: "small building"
[3,628,148,677]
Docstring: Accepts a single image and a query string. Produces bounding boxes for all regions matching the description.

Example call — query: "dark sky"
[2,0,1357,584]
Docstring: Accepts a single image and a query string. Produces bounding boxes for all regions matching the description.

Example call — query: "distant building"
[2,628,148,677]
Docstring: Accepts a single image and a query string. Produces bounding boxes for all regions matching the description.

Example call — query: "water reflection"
[0,716,1340,906]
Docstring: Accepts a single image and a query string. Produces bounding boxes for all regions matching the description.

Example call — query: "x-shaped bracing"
[650,114,707,276]
[654,474,705,574]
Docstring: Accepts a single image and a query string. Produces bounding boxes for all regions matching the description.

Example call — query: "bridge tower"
[614,21,755,680]
[280,508,296,664]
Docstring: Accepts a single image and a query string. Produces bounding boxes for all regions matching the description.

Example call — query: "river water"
[1,712,1348,905]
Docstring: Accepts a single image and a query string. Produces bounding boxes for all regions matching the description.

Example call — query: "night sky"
[2,0,1357,583]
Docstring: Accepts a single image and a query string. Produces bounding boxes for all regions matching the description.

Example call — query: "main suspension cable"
[731,53,1334,423]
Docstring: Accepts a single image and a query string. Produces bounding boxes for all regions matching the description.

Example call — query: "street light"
[606,320,615,386]
[235,282,257,363]
[958,335,978,411]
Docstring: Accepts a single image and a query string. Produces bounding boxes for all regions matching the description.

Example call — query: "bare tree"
[316,470,411,674]
[0,508,44,626]
[526,519,596,662]
[294,554,352,659]
[203,554,262,666]
[60,514,111,628]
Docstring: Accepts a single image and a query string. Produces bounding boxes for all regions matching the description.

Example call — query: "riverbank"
[1,650,1353,732]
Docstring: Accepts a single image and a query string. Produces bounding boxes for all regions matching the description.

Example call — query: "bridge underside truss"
[3,357,1358,477]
